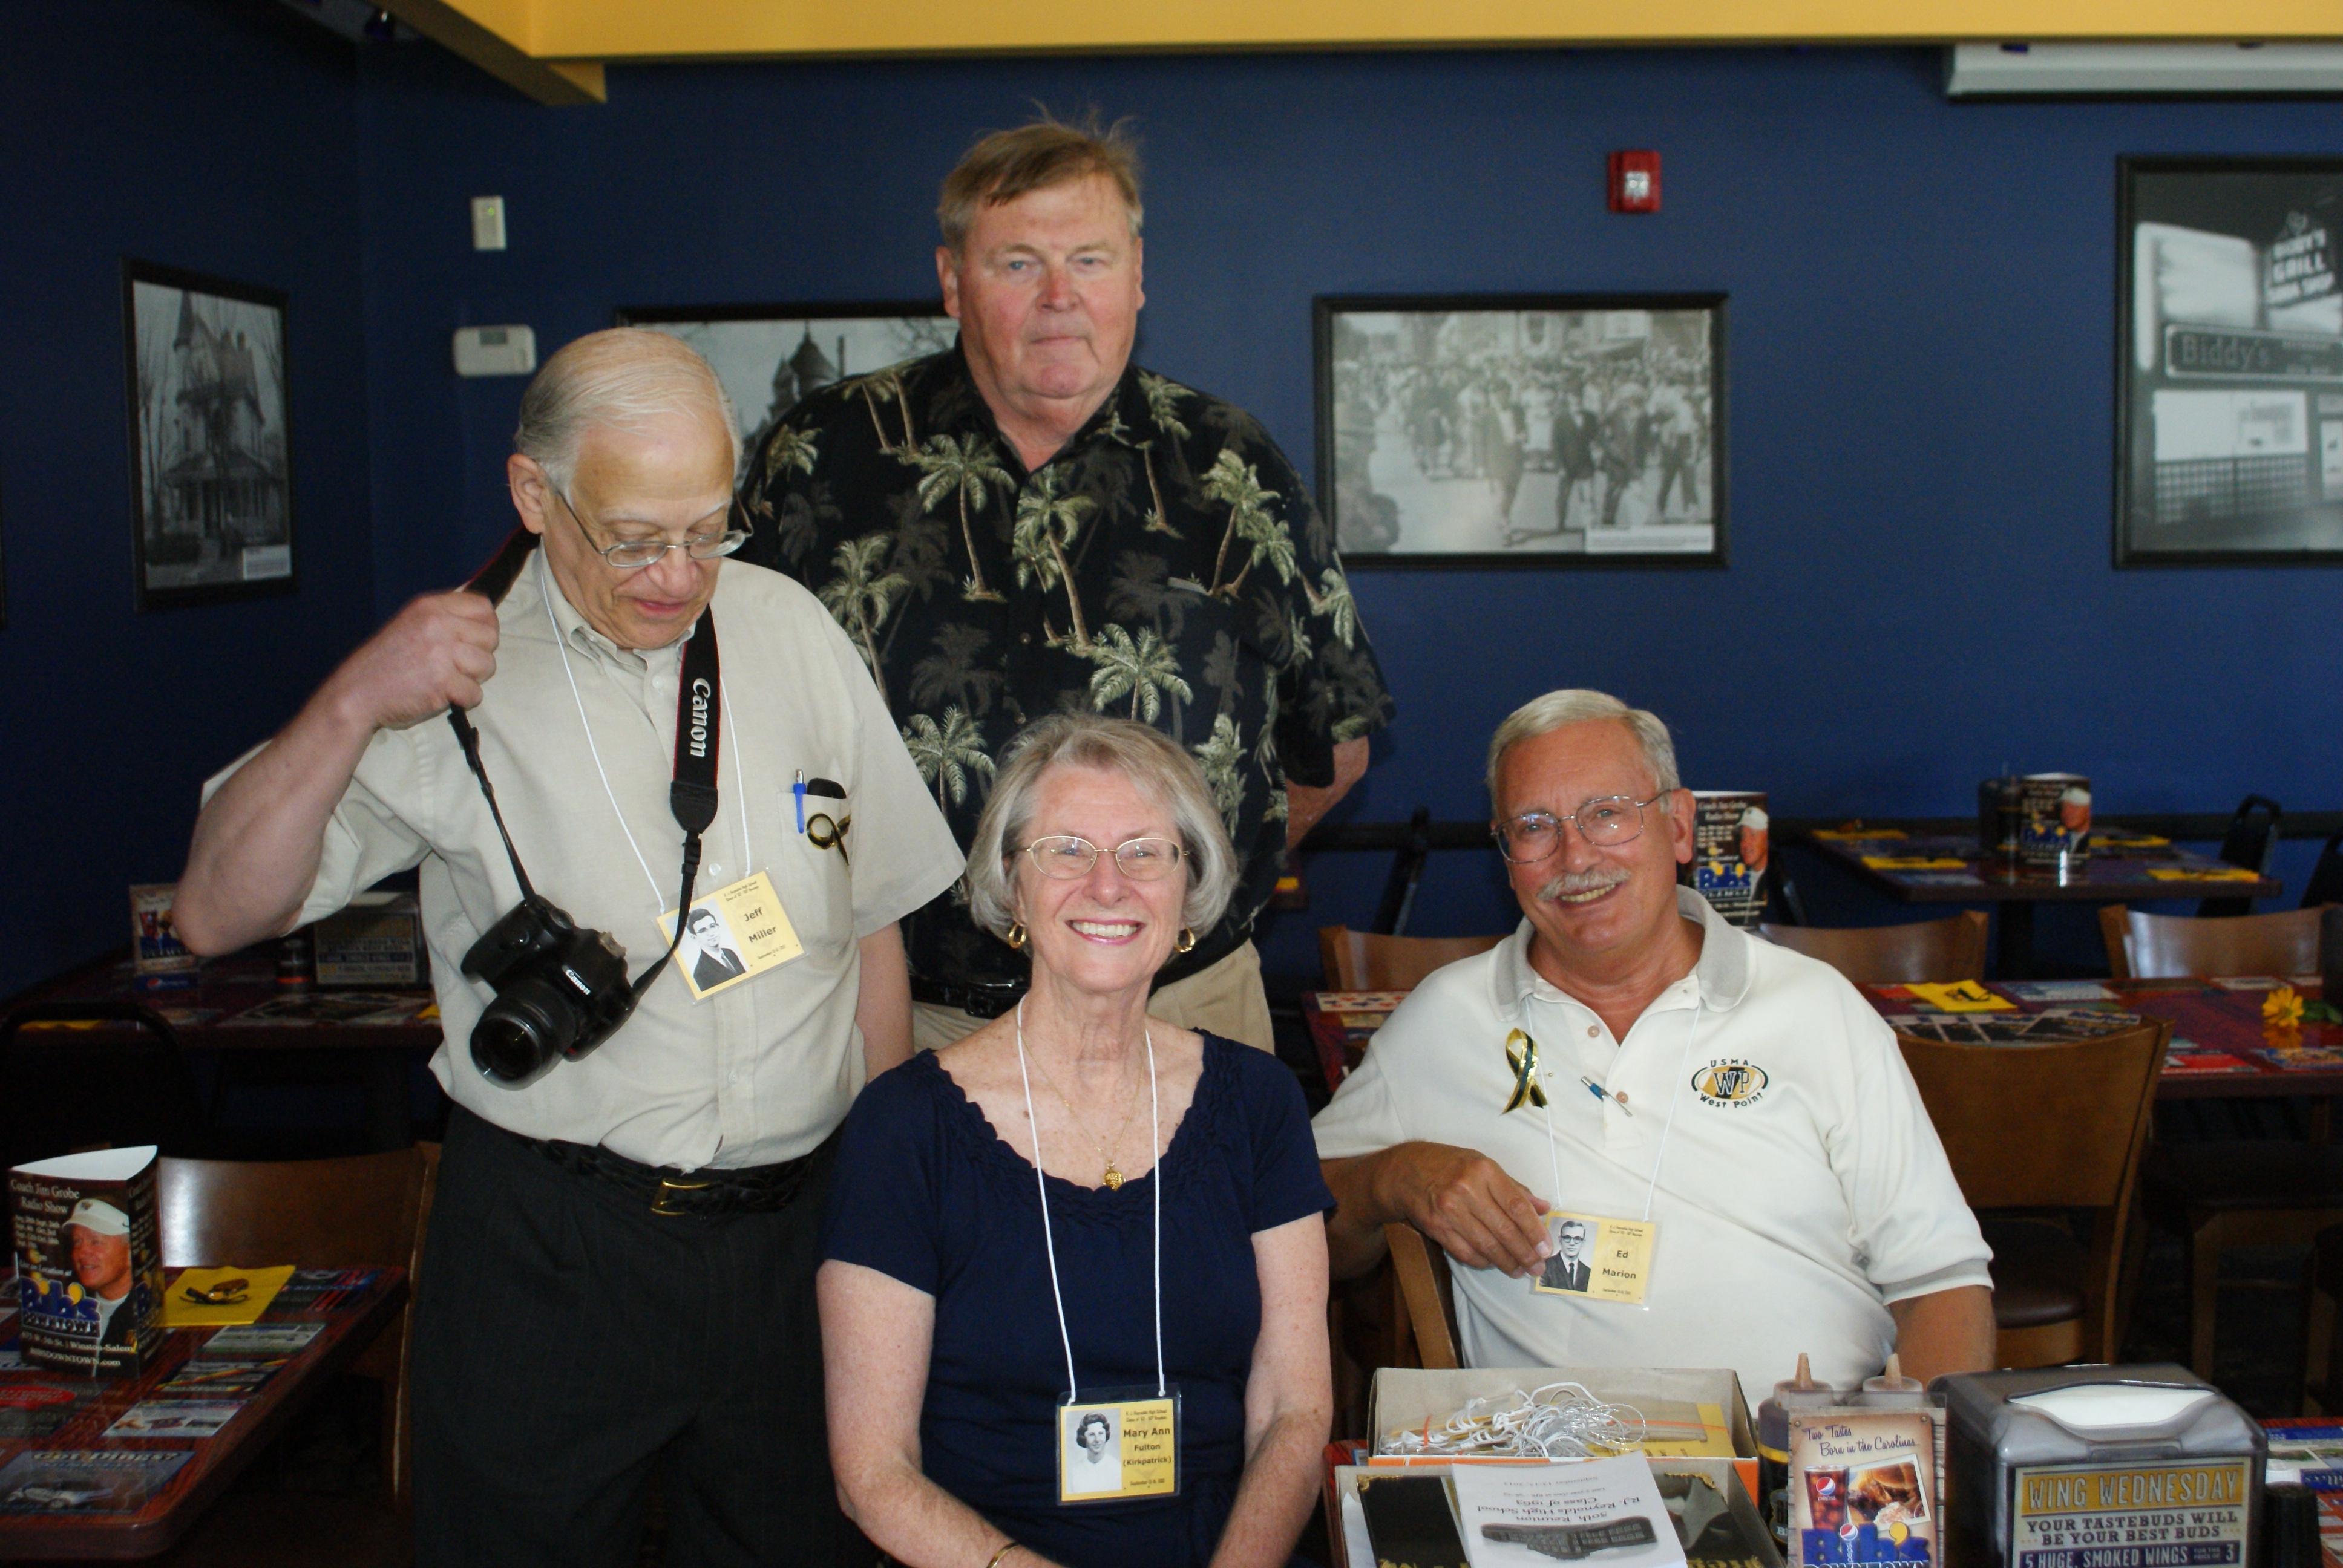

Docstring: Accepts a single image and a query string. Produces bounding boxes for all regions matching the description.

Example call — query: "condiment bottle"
[1757,1352,1840,1550]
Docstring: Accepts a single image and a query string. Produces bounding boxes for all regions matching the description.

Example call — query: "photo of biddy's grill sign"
[2120,158,2343,564]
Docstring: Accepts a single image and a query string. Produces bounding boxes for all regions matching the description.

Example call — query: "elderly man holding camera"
[174,328,960,1568]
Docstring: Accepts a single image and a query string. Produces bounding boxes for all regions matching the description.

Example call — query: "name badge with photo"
[1531,1210,1657,1305]
[1057,1387,1180,1504]
[658,871,804,1001]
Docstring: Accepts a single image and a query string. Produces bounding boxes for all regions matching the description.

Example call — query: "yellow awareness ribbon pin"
[1503,1028,1547,1113]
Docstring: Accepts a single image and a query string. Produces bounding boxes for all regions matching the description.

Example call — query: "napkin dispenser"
[1939,1366,2263,1568]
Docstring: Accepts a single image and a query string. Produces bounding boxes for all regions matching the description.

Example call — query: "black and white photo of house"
[125,265,292,606]
[615,306,954,482]
[1320,296,1723,565]
[2120,160,2343,564]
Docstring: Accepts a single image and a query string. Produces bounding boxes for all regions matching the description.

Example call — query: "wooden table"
[0,1268,405,1558]
[1860,976,2343,1104]
[7,953,441,1152]
[1803,830,2281,979]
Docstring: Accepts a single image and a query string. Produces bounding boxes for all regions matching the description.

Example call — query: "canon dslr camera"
[460,893,636,1087]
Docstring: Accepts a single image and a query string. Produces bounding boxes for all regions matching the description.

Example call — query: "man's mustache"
[1536,867,1630,901]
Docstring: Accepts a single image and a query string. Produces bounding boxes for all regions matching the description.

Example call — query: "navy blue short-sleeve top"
[822,1033,1334,1568]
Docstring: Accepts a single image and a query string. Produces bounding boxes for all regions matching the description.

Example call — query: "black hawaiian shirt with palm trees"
[738,343,1394,996]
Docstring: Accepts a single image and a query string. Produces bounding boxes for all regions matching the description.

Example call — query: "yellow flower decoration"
[2264,987,2306,1028]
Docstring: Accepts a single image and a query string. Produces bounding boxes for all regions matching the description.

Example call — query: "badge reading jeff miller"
[660,872,803,1001]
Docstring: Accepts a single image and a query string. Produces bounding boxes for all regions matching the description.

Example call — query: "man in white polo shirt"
[1313,690,1994,1394]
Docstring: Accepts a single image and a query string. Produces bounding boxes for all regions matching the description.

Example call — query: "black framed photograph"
[2119,158,2343,566]
[123,260,295,610]
[613,301,955,480]
[1316,293,1726,568]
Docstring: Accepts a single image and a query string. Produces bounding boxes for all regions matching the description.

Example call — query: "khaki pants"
[910,941,1274,1054]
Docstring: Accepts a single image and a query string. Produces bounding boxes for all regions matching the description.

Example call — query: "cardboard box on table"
[1368,1365,1759,1500]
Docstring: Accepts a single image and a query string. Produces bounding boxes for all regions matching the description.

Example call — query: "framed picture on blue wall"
[2119,158,2343,566]
[122,260,296,612]
[613,301,955,485]
[1315,293,1727,569]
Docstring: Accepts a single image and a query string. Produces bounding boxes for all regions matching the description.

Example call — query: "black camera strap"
[450,525,724,1002]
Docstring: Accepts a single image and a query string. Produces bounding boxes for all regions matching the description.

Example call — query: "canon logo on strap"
[688,678,712,758]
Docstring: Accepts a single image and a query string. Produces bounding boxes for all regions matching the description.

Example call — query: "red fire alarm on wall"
[1609,150,1662,213]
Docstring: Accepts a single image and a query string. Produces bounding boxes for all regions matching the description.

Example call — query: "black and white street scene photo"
[2120,159,2343,564]
[1318,295,1725,566]
[618,306,954,483]
[125,263,293,609]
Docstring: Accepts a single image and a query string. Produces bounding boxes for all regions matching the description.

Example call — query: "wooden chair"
[1384,1224,1461,1370]
[2096,904,2343,1377]
[1328,1224,1462,1442]
[1897,1019,2168,1368]
[2097,904,2323,981]
[157,1144,439,1567]
[2307,1224,2343,1416]
[1758,911,1989,985]
[1319,926,1504,990]
[1,1001,209,1169]
[2200,794,2282,918]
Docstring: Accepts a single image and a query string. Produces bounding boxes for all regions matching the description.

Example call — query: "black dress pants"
[411,1106,860,1567]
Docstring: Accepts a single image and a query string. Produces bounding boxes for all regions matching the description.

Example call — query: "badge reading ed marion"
[659,871,804,1001]
[1533,1211,1656,1304]
[1057,1388,1180,1503]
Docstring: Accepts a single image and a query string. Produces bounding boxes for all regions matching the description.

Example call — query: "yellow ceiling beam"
[385,0,2342,103]
[532,0,2343,54]
[378,0,603,103]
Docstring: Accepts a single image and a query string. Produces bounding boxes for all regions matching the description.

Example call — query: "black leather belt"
[528,1127,837,1217]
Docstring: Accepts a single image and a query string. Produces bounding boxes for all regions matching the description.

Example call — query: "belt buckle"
[652,1176,713,1217]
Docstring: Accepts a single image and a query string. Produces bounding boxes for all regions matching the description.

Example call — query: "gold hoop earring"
[1176,927,1197,955]
[1005,922,1027,950]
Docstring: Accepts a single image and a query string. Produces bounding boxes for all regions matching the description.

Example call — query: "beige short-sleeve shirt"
[206,552,963,1169]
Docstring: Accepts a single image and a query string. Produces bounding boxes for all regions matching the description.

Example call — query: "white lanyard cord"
[1643,1000,1700,1223]
[1538,995,1703,1226]
[1015,1001,1166,1402]
[718,679,752,872]
[540,554,664,916]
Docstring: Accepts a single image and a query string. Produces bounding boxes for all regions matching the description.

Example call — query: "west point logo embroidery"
[1691,1059,1768,1108]
[1502,1029,1547,1113]
[688,678,712,758]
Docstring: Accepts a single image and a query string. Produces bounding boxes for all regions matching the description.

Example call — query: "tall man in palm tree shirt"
[740,116,1394,1051]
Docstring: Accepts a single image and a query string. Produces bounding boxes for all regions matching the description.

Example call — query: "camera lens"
[470,978,583,1086]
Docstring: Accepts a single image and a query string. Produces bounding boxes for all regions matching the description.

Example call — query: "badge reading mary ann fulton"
[659,871,804,1001]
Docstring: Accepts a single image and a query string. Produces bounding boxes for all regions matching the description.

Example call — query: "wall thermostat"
[453,325,537,377]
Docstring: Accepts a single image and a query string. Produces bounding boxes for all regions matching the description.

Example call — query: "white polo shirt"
[1312,888,1990,1394]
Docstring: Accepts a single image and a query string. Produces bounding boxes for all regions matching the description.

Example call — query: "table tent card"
[6,1148,163,1378]
[1453,1454,1689,1568]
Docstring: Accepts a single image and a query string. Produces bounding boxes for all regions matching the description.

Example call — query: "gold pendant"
[1103,1163,1123,1191]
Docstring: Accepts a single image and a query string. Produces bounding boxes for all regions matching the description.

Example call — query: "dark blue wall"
[350,44,2341,978]
[8,26,2334,998]
[0,1,379,998]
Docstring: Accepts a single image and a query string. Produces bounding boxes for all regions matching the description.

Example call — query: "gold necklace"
[1024,1044,1148,1189]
